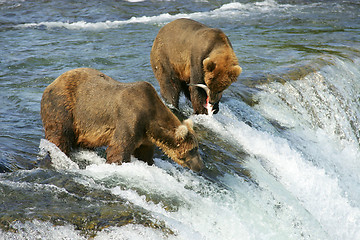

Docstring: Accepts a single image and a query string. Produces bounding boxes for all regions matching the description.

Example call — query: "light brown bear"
[150,18,242,115]
[40,68,203,172]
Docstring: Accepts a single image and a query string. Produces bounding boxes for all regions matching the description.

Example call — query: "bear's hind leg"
[133,144,155,165]
[45,123,75,156]
[41,97,76,156]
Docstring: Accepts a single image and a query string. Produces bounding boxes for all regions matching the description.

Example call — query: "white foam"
[194,104,360,239]
[0,220,179,240]
[39,139,79,170]
[218,0,290,12]
[34,130,336,239]
[81,162,245,239]
[0,220,84,240]
[94,224,176,240]
[71,149,106,165]
[255,58,360,204]
[74,153,327,239]
[188,58,360,239]
[17,0,296,30]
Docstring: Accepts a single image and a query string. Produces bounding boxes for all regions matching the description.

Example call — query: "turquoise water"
[1,0,360,239]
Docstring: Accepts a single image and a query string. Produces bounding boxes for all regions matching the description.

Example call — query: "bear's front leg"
[105,144,132,164]
[189,86,207,115]
[106,122,140,164]
[189,63,208,114]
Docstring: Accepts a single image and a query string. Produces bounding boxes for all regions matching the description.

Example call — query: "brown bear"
[150,18,242,115]
[40,68,203,172]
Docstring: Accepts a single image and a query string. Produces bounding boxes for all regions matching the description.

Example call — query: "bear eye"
[188,147,198,155]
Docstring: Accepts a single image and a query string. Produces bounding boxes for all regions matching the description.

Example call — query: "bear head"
[170,119,204,172]
[202,54,242,113]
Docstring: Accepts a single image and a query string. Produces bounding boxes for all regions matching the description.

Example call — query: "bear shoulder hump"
[137,81,156,92]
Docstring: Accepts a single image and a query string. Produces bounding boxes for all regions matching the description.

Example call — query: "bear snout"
[208,90,222,115]
[185,149,204,172]
[212,102,219,114]
[203,97,220,115]
[187,156,203,172]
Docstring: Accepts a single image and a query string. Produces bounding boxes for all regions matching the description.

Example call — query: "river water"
[1,0,360,239]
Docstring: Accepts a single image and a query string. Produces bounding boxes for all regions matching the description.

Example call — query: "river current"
[1,0,360,239]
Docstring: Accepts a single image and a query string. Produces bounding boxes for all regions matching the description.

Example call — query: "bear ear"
[175,124,189,141]
[232,65,242,79]
[203,57,216,72]
[183,119,194,130]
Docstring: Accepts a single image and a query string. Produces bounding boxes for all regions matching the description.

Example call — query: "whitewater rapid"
[2,57,352,240]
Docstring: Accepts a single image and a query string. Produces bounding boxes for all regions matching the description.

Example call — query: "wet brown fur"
[41,68,203,171]
[150,18,242,114]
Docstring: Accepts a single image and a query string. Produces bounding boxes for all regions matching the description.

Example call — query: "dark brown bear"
[150,18,242,115]
[40,68,203,172]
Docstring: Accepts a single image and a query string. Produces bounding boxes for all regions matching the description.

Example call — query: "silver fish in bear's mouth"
[205,96,215,116]
[189,83,214,115]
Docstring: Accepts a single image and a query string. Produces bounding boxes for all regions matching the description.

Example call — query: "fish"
[189,83,214,115]
[205,96,215,116]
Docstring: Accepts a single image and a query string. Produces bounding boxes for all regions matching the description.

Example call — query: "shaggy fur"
[150,18,242,115]
[41,68,203,171]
